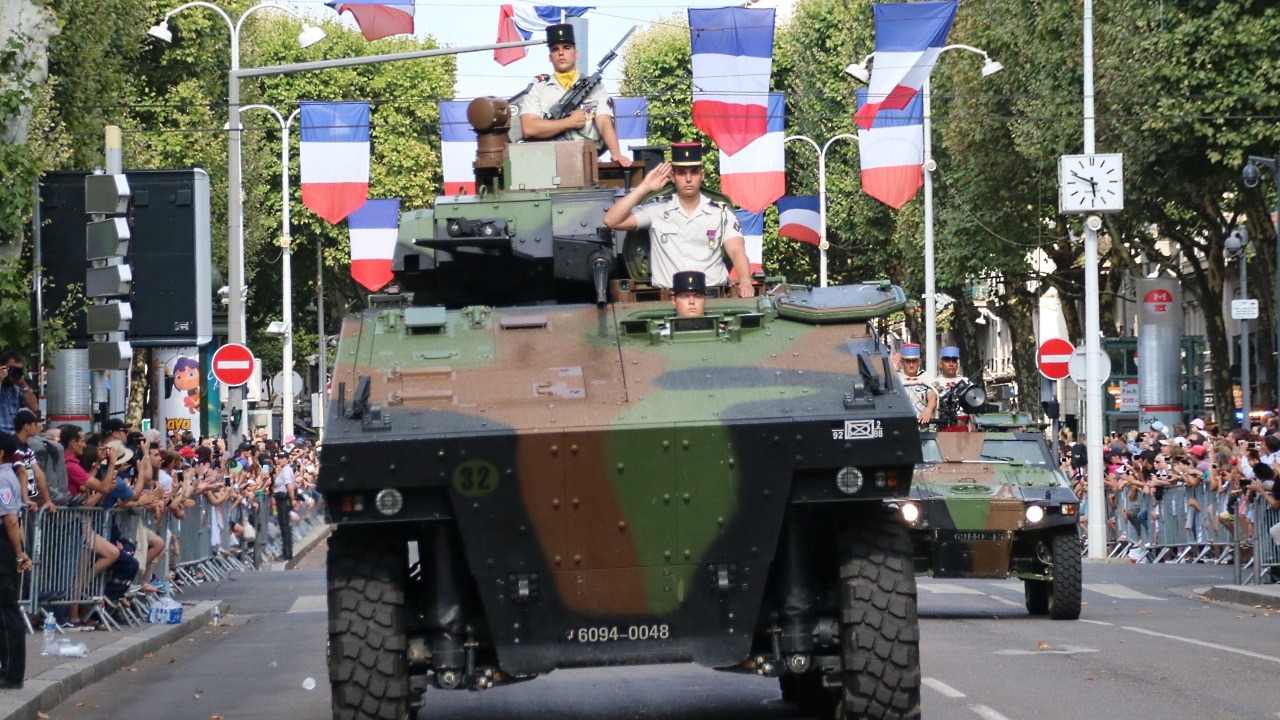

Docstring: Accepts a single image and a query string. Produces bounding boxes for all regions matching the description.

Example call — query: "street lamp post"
[148,2,324,442]
[1226,229,1251,427]
[847,45,1002,374]
[783,134,856,287]
[1242,154,1280,410]
[241,104,300,441]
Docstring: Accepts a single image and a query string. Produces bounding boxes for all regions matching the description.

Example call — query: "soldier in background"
[932,346,971,428]
[603,143,754,298]
[519,23,630,166]
[892,343,936,425]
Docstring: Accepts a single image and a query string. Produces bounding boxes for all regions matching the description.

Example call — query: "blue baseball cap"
[900,343,921,359]
[940,346,961,359]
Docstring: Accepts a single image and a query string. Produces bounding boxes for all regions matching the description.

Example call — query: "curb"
[285,522,331,570]
[1199,585,1280,611]
[0,600,223,720]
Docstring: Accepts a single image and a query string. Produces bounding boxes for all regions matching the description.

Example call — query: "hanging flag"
[325,1,415,41]
[854,1,957,130]
[718,93,785,213]
[348,198,400,291]
[734,210,764,275]
[496,4,594,65]
[602,97,647,164]
[300,102,371,224]
[777,196,822,246]
[857,90,924,209]
[439,101,477,195]
[689,7,775,156]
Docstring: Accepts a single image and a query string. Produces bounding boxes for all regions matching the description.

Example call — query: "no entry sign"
[211,343,255,387]
[1037,338,1075,380]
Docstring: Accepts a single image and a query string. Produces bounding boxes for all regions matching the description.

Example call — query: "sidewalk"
[1199,582,1280,610]
[0,523,330,720]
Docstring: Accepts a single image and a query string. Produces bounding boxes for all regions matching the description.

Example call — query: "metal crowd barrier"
[13,491,323,633]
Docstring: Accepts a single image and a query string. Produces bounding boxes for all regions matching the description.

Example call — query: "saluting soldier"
[519,23,630,166]
[603,143,755,298]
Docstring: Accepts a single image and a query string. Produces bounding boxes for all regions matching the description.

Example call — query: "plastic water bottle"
[42,616,56,655]
[55,639,87,658]
[212,607,221,627]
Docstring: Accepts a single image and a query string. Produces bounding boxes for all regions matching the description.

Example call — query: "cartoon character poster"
[154,347,201,442]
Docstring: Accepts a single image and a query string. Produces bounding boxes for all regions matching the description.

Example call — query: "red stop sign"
[211,343,255,386]
[1037,338,1075,380]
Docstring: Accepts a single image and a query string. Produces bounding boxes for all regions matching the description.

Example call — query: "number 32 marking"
[452,460,499,497]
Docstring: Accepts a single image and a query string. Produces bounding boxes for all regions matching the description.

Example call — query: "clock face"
[1059,153,1124,214]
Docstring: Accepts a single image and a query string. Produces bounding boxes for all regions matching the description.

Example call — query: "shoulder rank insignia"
[535,74,551,82]
[707,199,723,208]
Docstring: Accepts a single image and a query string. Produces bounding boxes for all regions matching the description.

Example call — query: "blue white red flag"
[325,1,415,41]
[777,196,822,246]
[347,198,400,291]
[689,7,775,156]
[496,4,593,65]
[718,93,785,213]
[603,97,647,164]
[733,210,764,275]
[854,1,957,130]
[856,90,924,209]
[438,101,477,195]
[300,102,371,224]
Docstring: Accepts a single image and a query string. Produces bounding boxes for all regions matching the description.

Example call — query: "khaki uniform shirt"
[519,75,612,146]
[631,193,739,288]
[899,371,936,418]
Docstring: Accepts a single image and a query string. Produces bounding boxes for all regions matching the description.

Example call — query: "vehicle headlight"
[1025,505,1045,524]
[901,502,920,523]
[835,467,864,495]
[375,488,404,516]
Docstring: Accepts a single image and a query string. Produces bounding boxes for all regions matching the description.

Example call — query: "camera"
[5,365,22,381]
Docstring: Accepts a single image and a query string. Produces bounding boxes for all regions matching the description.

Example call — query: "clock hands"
[1070,171,1098,195]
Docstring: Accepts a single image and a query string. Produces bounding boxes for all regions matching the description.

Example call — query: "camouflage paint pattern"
[908,430,1079,579]
[319,287,921,673]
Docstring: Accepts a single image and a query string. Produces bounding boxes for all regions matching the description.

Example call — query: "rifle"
[545,25,637,120]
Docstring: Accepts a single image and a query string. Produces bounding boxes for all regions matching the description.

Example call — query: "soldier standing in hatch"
[519,23,631,167]
[670,271,708,318]
[891,343,936,426]
[603,143,755,299]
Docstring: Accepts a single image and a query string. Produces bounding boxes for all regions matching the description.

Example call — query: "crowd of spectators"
[1060,416,1280,568]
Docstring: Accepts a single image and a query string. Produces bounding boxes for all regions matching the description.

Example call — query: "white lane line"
[287,595,327,613]
[920,583,988,595]
[1084,583,1165,601]
[1079,619,1113,626]
[922,677,966,698]
[972,705,1015,720]
[1121,626,1280,665]
[987,595,1022,607]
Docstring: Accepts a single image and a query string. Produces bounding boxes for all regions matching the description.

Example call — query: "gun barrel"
[590,255,611,307]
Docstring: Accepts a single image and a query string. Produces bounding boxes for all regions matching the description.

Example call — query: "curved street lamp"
[149,2,325,441]
[784,134,858,288]
[847,44,1003,375]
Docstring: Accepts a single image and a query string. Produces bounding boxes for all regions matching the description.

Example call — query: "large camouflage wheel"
[328,527,410,720]
[1024,528,1082,620]
[836,513,922,720]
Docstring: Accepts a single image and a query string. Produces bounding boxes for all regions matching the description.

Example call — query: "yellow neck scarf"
[554,69,579,91]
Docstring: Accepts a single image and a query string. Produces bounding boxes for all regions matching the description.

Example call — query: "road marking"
[1121,626,1280,665]
[288,595,327,613]
[994,645,1098,656]
[1084,583,1165,601]
[920,583,987,595]
[987,595,1022,607]
[972,705,1015,720]
[923,677,966,698]
[1079,619,1113,626]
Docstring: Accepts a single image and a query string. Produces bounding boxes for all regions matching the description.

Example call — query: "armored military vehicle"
[904,413,1082,619]
[318,97,926,720]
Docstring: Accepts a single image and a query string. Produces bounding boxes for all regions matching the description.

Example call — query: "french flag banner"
[856,89,924,209]
[718,92,785,213]
[496,4,593,65]
[348,198,400,291]
[325,1,415,41]
[734,210,764,275]
[300,102,371,224]
[603,97,647,164]
[777,196,822,246]
[689,7,775,156]
[854,1,957,130]
[439,101,477,195]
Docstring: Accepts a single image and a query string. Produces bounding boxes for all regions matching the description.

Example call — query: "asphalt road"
[43,553,1278,720]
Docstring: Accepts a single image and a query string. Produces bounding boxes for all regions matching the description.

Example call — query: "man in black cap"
[671,271,708,318]
[519,23,630,166]
[271,450,297,561]
[604,142,755,298]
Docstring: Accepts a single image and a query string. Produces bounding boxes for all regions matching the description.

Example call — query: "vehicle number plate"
[565,624,671,643]
[951,531,1006,542]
